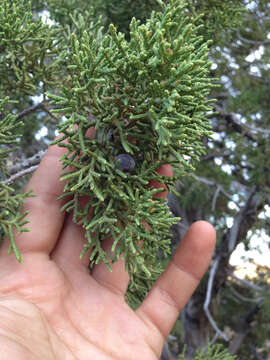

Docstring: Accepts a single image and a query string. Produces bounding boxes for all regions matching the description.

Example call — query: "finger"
[91,237,130,296]
[3,139,67,255]
[12,127,95,256]
[51,126,96,263]
[52,211,130,295]
[148,164,174,199]
[136,221,216,341]
[51,212,92,275]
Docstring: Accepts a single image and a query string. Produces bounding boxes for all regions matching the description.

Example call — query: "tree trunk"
[181,294,211,359]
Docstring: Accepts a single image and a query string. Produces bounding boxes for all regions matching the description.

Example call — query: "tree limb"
[237,30,270,45]
[8,150,45,175]
[229,303,261,355]
[191,174,239,209]
[2,150,45,186]
[203,256,229,342]
[229,286,264,303]
[212,104,260,142]
[3,165,39,186]
[16,102,44,121]
[227,185,259,253]
[228,272,264,292]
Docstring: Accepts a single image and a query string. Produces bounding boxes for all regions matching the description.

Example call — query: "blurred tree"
[0,0,269,359]
[166,0,270,358]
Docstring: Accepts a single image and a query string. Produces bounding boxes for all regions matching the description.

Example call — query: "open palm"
[0,142,216,360]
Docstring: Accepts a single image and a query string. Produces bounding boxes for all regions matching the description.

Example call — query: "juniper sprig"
[0,97,32,262]
[49,0,216,287]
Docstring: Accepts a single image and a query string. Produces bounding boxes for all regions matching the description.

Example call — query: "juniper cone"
[114,154,136,172]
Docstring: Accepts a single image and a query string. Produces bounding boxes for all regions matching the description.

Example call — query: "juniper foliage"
[0,1,61,95]
[0,0,62,260]
[0,0,217,302]
[186,0,245,42]
[49,0,216,294]
[0,0,224,296]
[179,343,237,360]
[0,98,32,261]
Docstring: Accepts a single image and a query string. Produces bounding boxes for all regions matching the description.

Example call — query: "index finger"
[14,139,67,254]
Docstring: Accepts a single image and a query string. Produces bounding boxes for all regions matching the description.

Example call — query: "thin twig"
[228,271,263,292]
[204,256,229,342]
[237,30,270,45]
[191,174,238,208]
[209,332,219,347]
[230,287,264,303]
[213,104,270,144]
[211,185,221,211]
[3,165,39,186]
[41,104,59,122]
[228,185,258,253]
[201,149,232,162]
[16,103,44,121]
[8,150,45,175]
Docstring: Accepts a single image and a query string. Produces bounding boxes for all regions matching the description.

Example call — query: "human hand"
[0,142,216,359]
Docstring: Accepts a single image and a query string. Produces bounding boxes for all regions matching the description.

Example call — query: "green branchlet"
[179,343,237,359]
[0,97,32,261]
[186,0,245,43]
[49,0,216,289]
[0,0,62,96]
[0,0,65,261]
